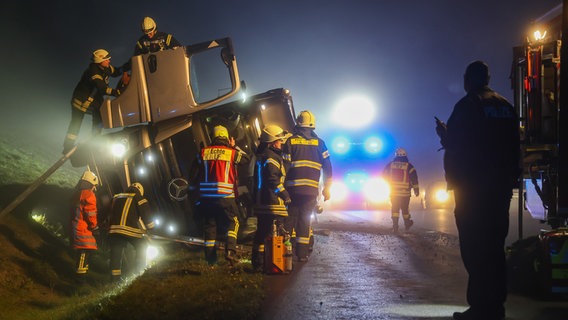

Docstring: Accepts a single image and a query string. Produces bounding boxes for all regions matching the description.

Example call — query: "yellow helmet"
[81,170,99,186]
[213,125,229,139]
[141,16,157,34]
[131,182,144,196]
[296,110,316,129]
[92,49,111,63]
[260,124,292,143]
[395,148,407,157]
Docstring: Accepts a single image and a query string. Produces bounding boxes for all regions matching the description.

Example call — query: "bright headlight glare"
[331,181,349,202]
[434,189,450,203]
[111,139,128,157]
[146,245,160,265]
[364,178,390,203]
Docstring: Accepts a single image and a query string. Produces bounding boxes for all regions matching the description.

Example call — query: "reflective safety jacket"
[283,127,332,197]
[383,157,419,197]
[70,188,98,250]
[254,145,291,216]
[134,31,181,55]
[198,141,243,199]
[71,63,122,114]
[109,188,155,238]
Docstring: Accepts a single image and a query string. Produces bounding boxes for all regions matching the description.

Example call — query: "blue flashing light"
[332,136,351,155]
[364,136,383,154]
[345,171,369,192]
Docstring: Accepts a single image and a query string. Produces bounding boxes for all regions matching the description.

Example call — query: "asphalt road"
[258,203,568,320]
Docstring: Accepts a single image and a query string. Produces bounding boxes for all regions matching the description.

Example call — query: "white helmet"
[92,49,111,63]
[141,16,157,34]
[296,110,316,129]
[260,124,292,143]
[81,170,99,186]
[395,148,407,157]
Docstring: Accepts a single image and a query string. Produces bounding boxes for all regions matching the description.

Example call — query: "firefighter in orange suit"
[196,125,245,266]
[283,110,332,262]
[70,170,100,281]
[252,124,292,271]
[108,182,155,282]
[382,148,420,233]
[63,49,123,154]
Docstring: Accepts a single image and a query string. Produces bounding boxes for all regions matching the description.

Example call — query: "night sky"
[0,0,562,183]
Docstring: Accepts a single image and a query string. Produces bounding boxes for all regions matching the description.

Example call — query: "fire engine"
[511,3,567,230]
[511,2,568,294]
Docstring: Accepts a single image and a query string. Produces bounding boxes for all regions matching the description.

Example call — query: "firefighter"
[135,16,181,55]
[195,125,245,266]
[382,148,420,233]
[108,182,156,282]
[282,110,332,262]
[252,124,292,271]
[121,16,181,87]
[70,170,100,282]
[437,61,520,320]
[63,49,123,154]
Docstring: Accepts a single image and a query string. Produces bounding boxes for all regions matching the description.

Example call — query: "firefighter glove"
[322,187,331,201]
[414,188,420,197]
[121,72,131,86]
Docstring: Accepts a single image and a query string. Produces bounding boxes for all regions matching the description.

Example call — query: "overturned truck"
[71,38,297,240]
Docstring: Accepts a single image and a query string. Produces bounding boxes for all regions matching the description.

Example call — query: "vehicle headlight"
[434,189,450,203]
[111,138,129,158]
[146,245,160,265]
[331,181,349,203]
[363,178,390,203]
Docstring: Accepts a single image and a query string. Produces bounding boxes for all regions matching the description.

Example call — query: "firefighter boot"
[225,249,239,267]
[205,247,217,266]
[404,219,414,231]
[392,217,399,233]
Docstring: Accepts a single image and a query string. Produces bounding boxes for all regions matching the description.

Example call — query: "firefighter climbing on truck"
[63,49,123,154]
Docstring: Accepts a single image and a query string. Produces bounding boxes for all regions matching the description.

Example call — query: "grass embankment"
[0,136,265,320]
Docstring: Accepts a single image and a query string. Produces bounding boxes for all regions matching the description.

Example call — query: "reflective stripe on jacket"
[383,158,419,197]
[254,146,290,216]
[283,128,332,197]
[199,145,241,198]
[134,31,181,55]
[109,191,155,238]
[71,63,122,113]
[71,189,98,250]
